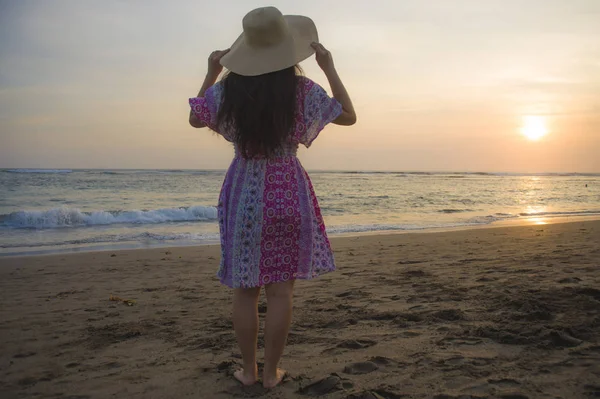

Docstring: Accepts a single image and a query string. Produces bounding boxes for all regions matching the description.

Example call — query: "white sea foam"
[327,222,480,235]
[2,206,218,228]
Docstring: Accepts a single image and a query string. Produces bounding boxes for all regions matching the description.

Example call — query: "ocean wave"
[4,169,72,174]
[1,206,218,229]
[438,208,475,213]
[465,214,519,224]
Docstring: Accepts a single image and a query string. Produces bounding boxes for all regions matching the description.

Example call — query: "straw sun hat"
[219,6,318,76]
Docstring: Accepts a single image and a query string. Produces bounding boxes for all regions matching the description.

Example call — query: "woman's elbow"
[335,112,357,126]
[346,113,357,126]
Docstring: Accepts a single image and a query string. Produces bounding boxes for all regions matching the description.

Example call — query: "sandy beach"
[1,220,599,399]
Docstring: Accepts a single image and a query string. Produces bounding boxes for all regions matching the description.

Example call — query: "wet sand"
[1,220,599,398]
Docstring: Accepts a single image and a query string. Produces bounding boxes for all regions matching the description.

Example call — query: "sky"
[1,0,599,172]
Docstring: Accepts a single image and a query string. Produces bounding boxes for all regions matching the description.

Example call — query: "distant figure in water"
[585,184,588,187]
[188,7,356,389]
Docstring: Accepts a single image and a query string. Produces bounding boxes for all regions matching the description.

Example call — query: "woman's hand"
[311,42,356,126]
[311,42,335,74]
[207,49,230,78]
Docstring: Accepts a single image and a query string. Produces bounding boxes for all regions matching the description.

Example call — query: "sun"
[520,115,548,141]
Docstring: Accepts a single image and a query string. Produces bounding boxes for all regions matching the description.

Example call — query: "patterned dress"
[189,76,342,288]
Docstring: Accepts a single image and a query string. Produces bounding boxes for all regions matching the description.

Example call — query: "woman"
[188,6,356,389]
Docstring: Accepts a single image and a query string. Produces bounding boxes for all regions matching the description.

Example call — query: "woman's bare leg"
[263,280,294,388]
[232,286,261,385]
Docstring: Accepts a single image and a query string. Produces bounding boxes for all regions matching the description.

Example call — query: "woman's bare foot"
[263,368,286,389]
[234,367,258,386]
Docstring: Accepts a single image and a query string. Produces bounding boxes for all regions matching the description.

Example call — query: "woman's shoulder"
[296,76,327,98]
[210,80,225,93]
[296,75,311,83]
[296,75,317,88]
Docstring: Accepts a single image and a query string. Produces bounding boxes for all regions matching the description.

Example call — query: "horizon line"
[1,167,599,175]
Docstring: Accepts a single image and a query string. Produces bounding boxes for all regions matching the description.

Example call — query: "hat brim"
[220,15,318,76]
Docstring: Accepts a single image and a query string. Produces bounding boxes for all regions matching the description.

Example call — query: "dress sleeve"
[189,82,232,141]
[298,79,343,148]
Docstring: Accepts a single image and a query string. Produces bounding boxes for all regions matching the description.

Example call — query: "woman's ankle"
[263,364,277,378]
[262,367,286,388]
[243,362,258,376]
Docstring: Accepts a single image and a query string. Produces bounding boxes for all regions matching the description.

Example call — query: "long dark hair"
[217,65,301,158]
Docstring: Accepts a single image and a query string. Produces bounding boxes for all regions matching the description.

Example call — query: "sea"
[1,168,599,256]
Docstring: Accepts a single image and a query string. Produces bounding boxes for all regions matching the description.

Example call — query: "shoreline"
[3,214,600,259]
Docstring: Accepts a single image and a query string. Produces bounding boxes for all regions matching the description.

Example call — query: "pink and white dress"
[189,76,342,288]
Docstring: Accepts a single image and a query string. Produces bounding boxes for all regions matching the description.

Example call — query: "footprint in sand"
[343,361,379,375]
[441,356,465,366]
[18,372,60,387]
[431,309,465,321]
[346,390,406,399]
[488,378,521,388]
[322,339,377,355]
[99,361,122,370]
[337,339,377,349]
[336,290,371,299]
[558,277,581,284]
[397,260,426,265]
[437,336,482,346]
[576,287,600,300]
[584,384,600,397]
[13,351,36,359]
[370,356,397,366]
[346,392,399,399]
[400,269,430,278]
[346,392,380,399]
[17,377,39,387]
[400,330,421,338]
[342,357,400,375]
[547,331,583,347]
[434,394,528,399]
[214,360,239,376]
[223,382,268,397]
[298,375,342,396]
